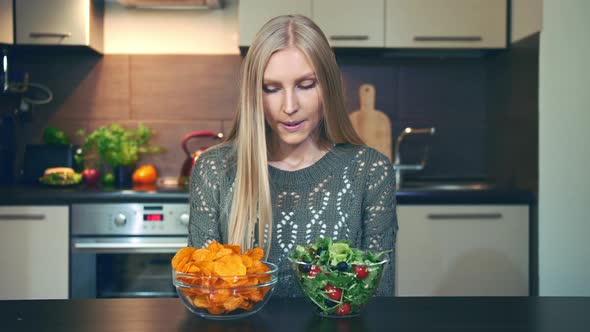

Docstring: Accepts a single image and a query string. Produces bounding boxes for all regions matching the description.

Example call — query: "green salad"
[289,238,390,317]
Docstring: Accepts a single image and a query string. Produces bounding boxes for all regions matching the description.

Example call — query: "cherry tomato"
[334,302,351,316]
[323,284,343,301]
[308,265,322,278]
[353,265,369,279]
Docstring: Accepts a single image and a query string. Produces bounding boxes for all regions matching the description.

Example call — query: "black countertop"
[1,297,587,332]
[0,184,535,205]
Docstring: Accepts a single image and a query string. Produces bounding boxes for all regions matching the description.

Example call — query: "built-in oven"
[70,203,189,299]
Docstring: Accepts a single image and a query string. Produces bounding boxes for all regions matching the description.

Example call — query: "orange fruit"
[132,165,158,185]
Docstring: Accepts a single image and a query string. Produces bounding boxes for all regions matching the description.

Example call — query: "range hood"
[117,0,223,10]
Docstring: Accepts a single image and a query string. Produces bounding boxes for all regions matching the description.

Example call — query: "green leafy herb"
[77,124,164,168]
[42,127,70,145]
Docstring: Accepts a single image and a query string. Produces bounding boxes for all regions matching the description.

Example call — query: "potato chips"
[171,241,272,315]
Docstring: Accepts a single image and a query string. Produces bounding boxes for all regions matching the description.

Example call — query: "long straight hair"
[223,15,363,254]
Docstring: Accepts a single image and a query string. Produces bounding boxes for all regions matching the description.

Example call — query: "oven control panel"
[71,203,191,236]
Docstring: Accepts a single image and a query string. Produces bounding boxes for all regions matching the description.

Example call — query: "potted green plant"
[77,124,163,187]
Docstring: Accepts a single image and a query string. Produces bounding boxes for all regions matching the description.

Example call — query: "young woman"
[188,15,397,297]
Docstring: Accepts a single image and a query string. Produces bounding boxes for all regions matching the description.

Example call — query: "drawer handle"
[330,35,369,41]
[427,213,502,220]
[29,32,72,38]
[414,36,482,42]
[0,214,46,221]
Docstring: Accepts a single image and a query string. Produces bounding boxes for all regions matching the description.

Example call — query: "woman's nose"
[283,89,299,115]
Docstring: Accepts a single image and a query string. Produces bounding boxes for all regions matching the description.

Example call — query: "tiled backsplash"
[6,43,538,189]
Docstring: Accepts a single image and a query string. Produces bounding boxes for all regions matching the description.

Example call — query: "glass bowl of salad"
[288,238,389,318]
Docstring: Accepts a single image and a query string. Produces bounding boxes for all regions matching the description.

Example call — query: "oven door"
[71,237,187,299]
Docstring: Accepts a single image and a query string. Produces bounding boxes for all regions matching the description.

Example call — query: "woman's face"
[262,47,323,151]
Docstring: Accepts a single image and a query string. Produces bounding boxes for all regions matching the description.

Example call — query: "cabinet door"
[313,0,384,47]
[15,0,89,46]
[396,205,529,296]
[0,206,69,299]
[0,0,13,44]
[386,0,507,49]
[239,0,312,46]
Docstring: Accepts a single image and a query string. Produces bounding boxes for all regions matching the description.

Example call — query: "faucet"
[393,127,436,190]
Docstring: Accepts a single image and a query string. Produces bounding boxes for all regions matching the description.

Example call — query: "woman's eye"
[299,81,317,90]
[262,85,279,93]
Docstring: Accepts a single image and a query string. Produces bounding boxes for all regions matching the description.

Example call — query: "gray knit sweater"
[187,143,398,297]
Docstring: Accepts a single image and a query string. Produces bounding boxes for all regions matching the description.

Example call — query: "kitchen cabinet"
[385,0,507,49]
[15,0,103,52]
[0,206,69,299]
[238,0,312,47]
[0,0,13,44]
[313,0,384,48]
[239,0,508,49]
[396,204,529,296]
[511,0,542,43]
[239,0,383,48]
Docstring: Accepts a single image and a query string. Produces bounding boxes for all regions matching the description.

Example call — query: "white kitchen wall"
[539,0,590,295]
[104,0,239,54]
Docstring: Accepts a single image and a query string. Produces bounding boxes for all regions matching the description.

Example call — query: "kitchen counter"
[0,184,535,205]
[1,297,587,332]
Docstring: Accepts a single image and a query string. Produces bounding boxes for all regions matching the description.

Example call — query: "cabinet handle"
[414,36,482,42]
[29,32,72,39]
[0,214,46,221]
[330,35,369,41]
[427,213,502,220]
[72,242,187,254]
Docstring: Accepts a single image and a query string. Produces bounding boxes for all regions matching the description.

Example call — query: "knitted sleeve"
[361,150,398,296]
[187,149,223,248]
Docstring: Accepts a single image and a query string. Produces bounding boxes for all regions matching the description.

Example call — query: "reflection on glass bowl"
[288,257,388,318]
[173,262,278,320]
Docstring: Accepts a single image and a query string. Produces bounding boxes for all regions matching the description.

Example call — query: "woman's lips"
[280,120,305,132]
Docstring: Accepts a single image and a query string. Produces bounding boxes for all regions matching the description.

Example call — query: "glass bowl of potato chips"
[171,241,278,320]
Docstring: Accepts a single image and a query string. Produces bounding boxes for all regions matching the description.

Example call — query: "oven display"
[143,214,164,222]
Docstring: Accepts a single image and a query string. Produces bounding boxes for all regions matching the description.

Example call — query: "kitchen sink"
[399,181,496,191]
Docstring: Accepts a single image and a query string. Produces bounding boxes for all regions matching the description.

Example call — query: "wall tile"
[54,55,131,121]
[129,55,240,121]
[10,49,536,184]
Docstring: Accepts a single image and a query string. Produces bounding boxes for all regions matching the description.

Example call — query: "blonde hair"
[224,15,363,254]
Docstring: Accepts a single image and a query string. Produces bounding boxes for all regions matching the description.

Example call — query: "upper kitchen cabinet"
[15,0,104,52]
[511,0,542,44]
[0,0,13,44]
[239,0,312,47]
[313,0,384,48]
[386,0,507,49]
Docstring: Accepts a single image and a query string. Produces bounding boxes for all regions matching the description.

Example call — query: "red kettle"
[179,131,223,185]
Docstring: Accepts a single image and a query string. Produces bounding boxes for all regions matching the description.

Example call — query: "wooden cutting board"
[349,84,392,161]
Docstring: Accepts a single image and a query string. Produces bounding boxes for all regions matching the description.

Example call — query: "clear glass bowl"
[288,257,388,318]
[173,261,278,320]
